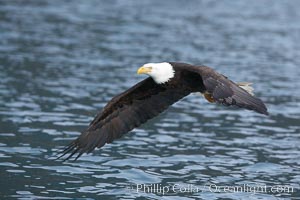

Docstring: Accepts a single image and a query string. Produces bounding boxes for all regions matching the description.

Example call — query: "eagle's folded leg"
[203,92,215,103]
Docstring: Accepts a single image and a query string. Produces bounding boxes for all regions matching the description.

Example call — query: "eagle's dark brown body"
[58,62,268,160]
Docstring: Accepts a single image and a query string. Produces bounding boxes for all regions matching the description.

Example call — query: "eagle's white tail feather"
[237,82,254,96]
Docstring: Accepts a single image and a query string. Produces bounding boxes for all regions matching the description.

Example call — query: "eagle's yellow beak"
[137,66,152,74]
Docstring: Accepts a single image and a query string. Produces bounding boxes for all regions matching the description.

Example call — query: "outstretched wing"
[177,64,269,115]
[203,76,268,115]
[57,77,190,160]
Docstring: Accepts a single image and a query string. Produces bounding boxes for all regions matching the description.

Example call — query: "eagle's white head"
[137,62,175,84]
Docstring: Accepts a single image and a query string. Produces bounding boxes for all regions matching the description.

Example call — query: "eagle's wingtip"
[264,110,269,116]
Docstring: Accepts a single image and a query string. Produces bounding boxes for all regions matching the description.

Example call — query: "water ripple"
[0,0,300,199]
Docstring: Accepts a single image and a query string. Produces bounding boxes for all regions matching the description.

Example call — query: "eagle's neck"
[150,62,175,84]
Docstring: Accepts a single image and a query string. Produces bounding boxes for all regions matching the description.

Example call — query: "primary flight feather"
[57,62,268,160]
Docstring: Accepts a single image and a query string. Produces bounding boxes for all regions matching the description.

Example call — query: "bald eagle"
[57,62,268,160]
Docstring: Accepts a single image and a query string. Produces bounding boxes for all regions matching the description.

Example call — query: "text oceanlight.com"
[128,183,295,195]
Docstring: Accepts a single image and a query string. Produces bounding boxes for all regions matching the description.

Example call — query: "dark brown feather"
[57,77,191,160]
[172,63,269,115]
[57,62,268,161]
